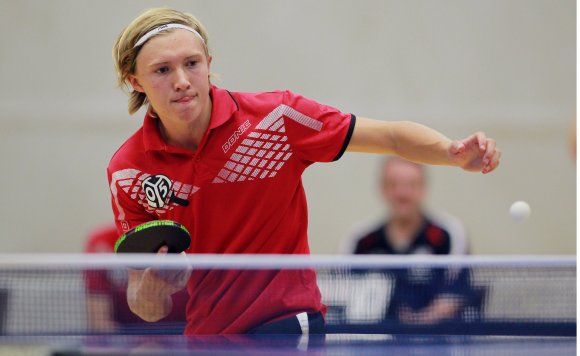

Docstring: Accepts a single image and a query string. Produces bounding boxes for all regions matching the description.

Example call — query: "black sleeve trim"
[333,114,357,162]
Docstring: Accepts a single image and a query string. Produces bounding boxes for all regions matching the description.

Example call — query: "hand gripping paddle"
[114,220,191,254]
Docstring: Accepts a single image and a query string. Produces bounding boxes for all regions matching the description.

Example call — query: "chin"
[175,106,199,119]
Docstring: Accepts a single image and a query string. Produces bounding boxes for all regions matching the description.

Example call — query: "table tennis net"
[0,255,574,337]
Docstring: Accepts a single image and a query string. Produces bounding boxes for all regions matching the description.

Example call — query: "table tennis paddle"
[114,220,191,253]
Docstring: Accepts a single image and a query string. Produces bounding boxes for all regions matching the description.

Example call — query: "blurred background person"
[84,223,189,334]
[345,157,478,326]
[348,157,468,256]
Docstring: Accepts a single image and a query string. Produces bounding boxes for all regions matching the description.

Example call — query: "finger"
[150,245,169,278]
[483,149,501,174]
[160,268,190,290]
[475,132,487,151]
[456,133,480,151]
[175,269,192,287]
[482,139,496,165]
[176,251,192,271]
[156,252,190,286]
[491,150,501,171]
[163,268,184,285]
[449,141,465,155]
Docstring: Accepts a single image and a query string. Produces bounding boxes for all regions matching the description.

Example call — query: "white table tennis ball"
[510,201,531,222]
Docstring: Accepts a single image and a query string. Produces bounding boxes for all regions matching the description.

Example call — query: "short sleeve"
[281,91,356,163]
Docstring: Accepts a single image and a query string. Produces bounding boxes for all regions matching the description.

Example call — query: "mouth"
[173,94,196,104]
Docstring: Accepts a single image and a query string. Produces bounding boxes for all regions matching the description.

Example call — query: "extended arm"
[347,117,500,173]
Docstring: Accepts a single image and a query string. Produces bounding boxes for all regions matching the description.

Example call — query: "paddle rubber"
[114,220,191,253]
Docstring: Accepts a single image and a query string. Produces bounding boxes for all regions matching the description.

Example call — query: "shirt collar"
[209,85,239,129]
[143,85,238,152]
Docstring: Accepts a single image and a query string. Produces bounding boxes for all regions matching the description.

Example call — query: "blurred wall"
[0,0,575,254]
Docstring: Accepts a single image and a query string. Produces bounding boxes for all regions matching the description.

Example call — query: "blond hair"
[113,8,210,115]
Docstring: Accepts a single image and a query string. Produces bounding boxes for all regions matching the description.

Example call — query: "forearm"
[348,118,457,166]
[418,297,464,324]
[387,121,456,165]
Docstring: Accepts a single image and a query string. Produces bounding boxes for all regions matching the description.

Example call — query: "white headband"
[133,23,205,48]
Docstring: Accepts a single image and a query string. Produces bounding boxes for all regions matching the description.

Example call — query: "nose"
[173,68,191,91]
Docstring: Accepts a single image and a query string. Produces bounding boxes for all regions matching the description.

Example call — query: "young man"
[109,8,500,335]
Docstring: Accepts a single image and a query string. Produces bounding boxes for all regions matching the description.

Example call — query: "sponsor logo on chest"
[222,119,251,153]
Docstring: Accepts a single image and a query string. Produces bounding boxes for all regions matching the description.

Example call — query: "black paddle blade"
[114,220,191,253]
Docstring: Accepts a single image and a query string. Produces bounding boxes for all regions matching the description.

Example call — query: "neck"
[158,101,212,152]
[159,119,208,152]
[390,212,423,230]
[386,211,424,248]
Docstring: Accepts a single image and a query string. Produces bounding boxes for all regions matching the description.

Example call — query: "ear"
[128,75,145,93]
[207,55,213,83]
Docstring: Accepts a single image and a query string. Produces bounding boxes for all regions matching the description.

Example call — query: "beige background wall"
[0,0,575,254]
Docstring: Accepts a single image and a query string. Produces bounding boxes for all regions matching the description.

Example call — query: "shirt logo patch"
[142,174,172,208]
[212,105,322,184]
[110,169,200,217]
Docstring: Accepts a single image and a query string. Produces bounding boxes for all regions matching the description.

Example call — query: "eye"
[186,60,197,68]
[155,66,169,74]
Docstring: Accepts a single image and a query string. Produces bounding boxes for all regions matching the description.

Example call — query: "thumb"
[449,141,465,155]
[151,245,170,279]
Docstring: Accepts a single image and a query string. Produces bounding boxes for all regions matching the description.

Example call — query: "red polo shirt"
[108,86,355,334]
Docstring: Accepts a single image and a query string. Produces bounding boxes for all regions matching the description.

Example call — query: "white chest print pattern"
[110,168,199,219]
[212,104,323,184]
